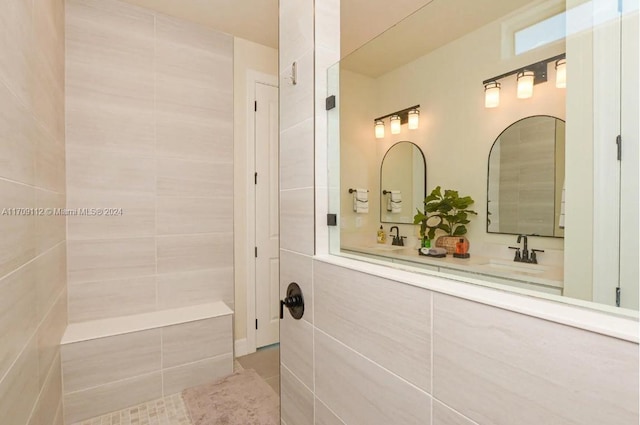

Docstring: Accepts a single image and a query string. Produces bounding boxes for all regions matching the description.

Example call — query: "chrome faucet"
[389,226,405,246]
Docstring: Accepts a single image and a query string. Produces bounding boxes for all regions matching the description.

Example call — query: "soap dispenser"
[377,225,386,244]
[453,238,470,259]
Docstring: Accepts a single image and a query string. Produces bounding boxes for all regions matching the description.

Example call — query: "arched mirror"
[380,141,426,224]
[487,116,565,237]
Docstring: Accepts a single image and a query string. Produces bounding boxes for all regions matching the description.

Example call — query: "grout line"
[314,327,431,396]
[314,396,347,425]
[63,370,162,396]
[0,175,65,194]
[0,239,66,287]
[280,363,313,395]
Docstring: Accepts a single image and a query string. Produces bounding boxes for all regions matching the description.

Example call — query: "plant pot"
[436,235,469,255]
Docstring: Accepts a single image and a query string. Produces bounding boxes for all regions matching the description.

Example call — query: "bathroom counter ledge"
[342,244,564,292]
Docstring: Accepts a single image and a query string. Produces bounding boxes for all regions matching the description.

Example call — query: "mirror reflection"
[331,0,639,314]
[487,116,565,237]
[380,142,426,224]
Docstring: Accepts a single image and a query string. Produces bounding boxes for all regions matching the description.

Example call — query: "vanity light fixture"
[484,82,501,108]
[372,104,420,138]
[407,109,420,129]
[390,115,402,134]
[482,53,565,107]
[375,120,385,139]
[516,70,535,99]
[555,58,566,88]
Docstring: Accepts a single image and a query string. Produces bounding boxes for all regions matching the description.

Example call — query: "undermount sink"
[475,259,548,275]
[370,244,405,252]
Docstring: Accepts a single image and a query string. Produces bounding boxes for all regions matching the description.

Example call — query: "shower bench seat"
[60,301,234,424]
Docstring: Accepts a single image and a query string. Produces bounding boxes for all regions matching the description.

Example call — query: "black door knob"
[280,282,304,320]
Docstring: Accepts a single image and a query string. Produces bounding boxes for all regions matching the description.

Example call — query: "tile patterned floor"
[71,394,191,425]
[72,346,279,425]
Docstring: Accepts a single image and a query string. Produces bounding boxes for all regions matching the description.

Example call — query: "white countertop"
[342,243,564,290]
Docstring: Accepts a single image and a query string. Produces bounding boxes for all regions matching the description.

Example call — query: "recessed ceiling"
[119,0,279,49]
[341,0,537,77]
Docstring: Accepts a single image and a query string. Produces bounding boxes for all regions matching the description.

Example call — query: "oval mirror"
[487,116,565,237]
[380,141,426,224]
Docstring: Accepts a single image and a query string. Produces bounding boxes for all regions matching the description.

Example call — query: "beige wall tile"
[156,102,233,162]
[66,149,155,196]
[63,371,162,424]
[280,250,313,324]
[281,366,314,425]
[66,90,155,155]
[0,338,39,425]
[157,233,233,274]
[280,50,314,131]
[315,262,431,391]
[280,118,315,190]
[280,313,313,389]
[31,57,65,145]
[35,189,65,254]
[157,268,234,310]
[0,84,35,185]
[280,188,315,255]
[162,354,233,395]
[0,0,33,107]
[34,127,65,193]
[315,330,431,425]
[157,197,232,235]
[315,398,346,425]
[0,262,37,381]
[65,0,154,154]
[279,0,314,71]
[61,329,161,392]
[32,353,63,425]
[0,179,36,278]
[155,15,232,113]
[68,276,156,323]
[67,192,155,240]
[37,291,66,387]
[433,294,639,425]
[157,158,233,198]
[34,242,66,317]
[33,0,65,88]
[432,400,478,425]
[67,237,155,283]
[162,316,232,368]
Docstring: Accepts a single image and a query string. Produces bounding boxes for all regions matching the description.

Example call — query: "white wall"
[233,37,278,344]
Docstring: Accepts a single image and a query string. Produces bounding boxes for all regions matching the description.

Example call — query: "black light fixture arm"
[373,104,420,124]
[482,53,566,86]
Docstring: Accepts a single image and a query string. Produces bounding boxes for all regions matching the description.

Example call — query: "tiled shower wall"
[0,0,67,424]
[277,1,640,424]
[65,0,234,322]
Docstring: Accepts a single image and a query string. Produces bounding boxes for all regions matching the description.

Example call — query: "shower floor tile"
[71,393,192,425]
[71,356,267,425]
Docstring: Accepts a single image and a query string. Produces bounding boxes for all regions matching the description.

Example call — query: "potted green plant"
[413,186,477,254]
